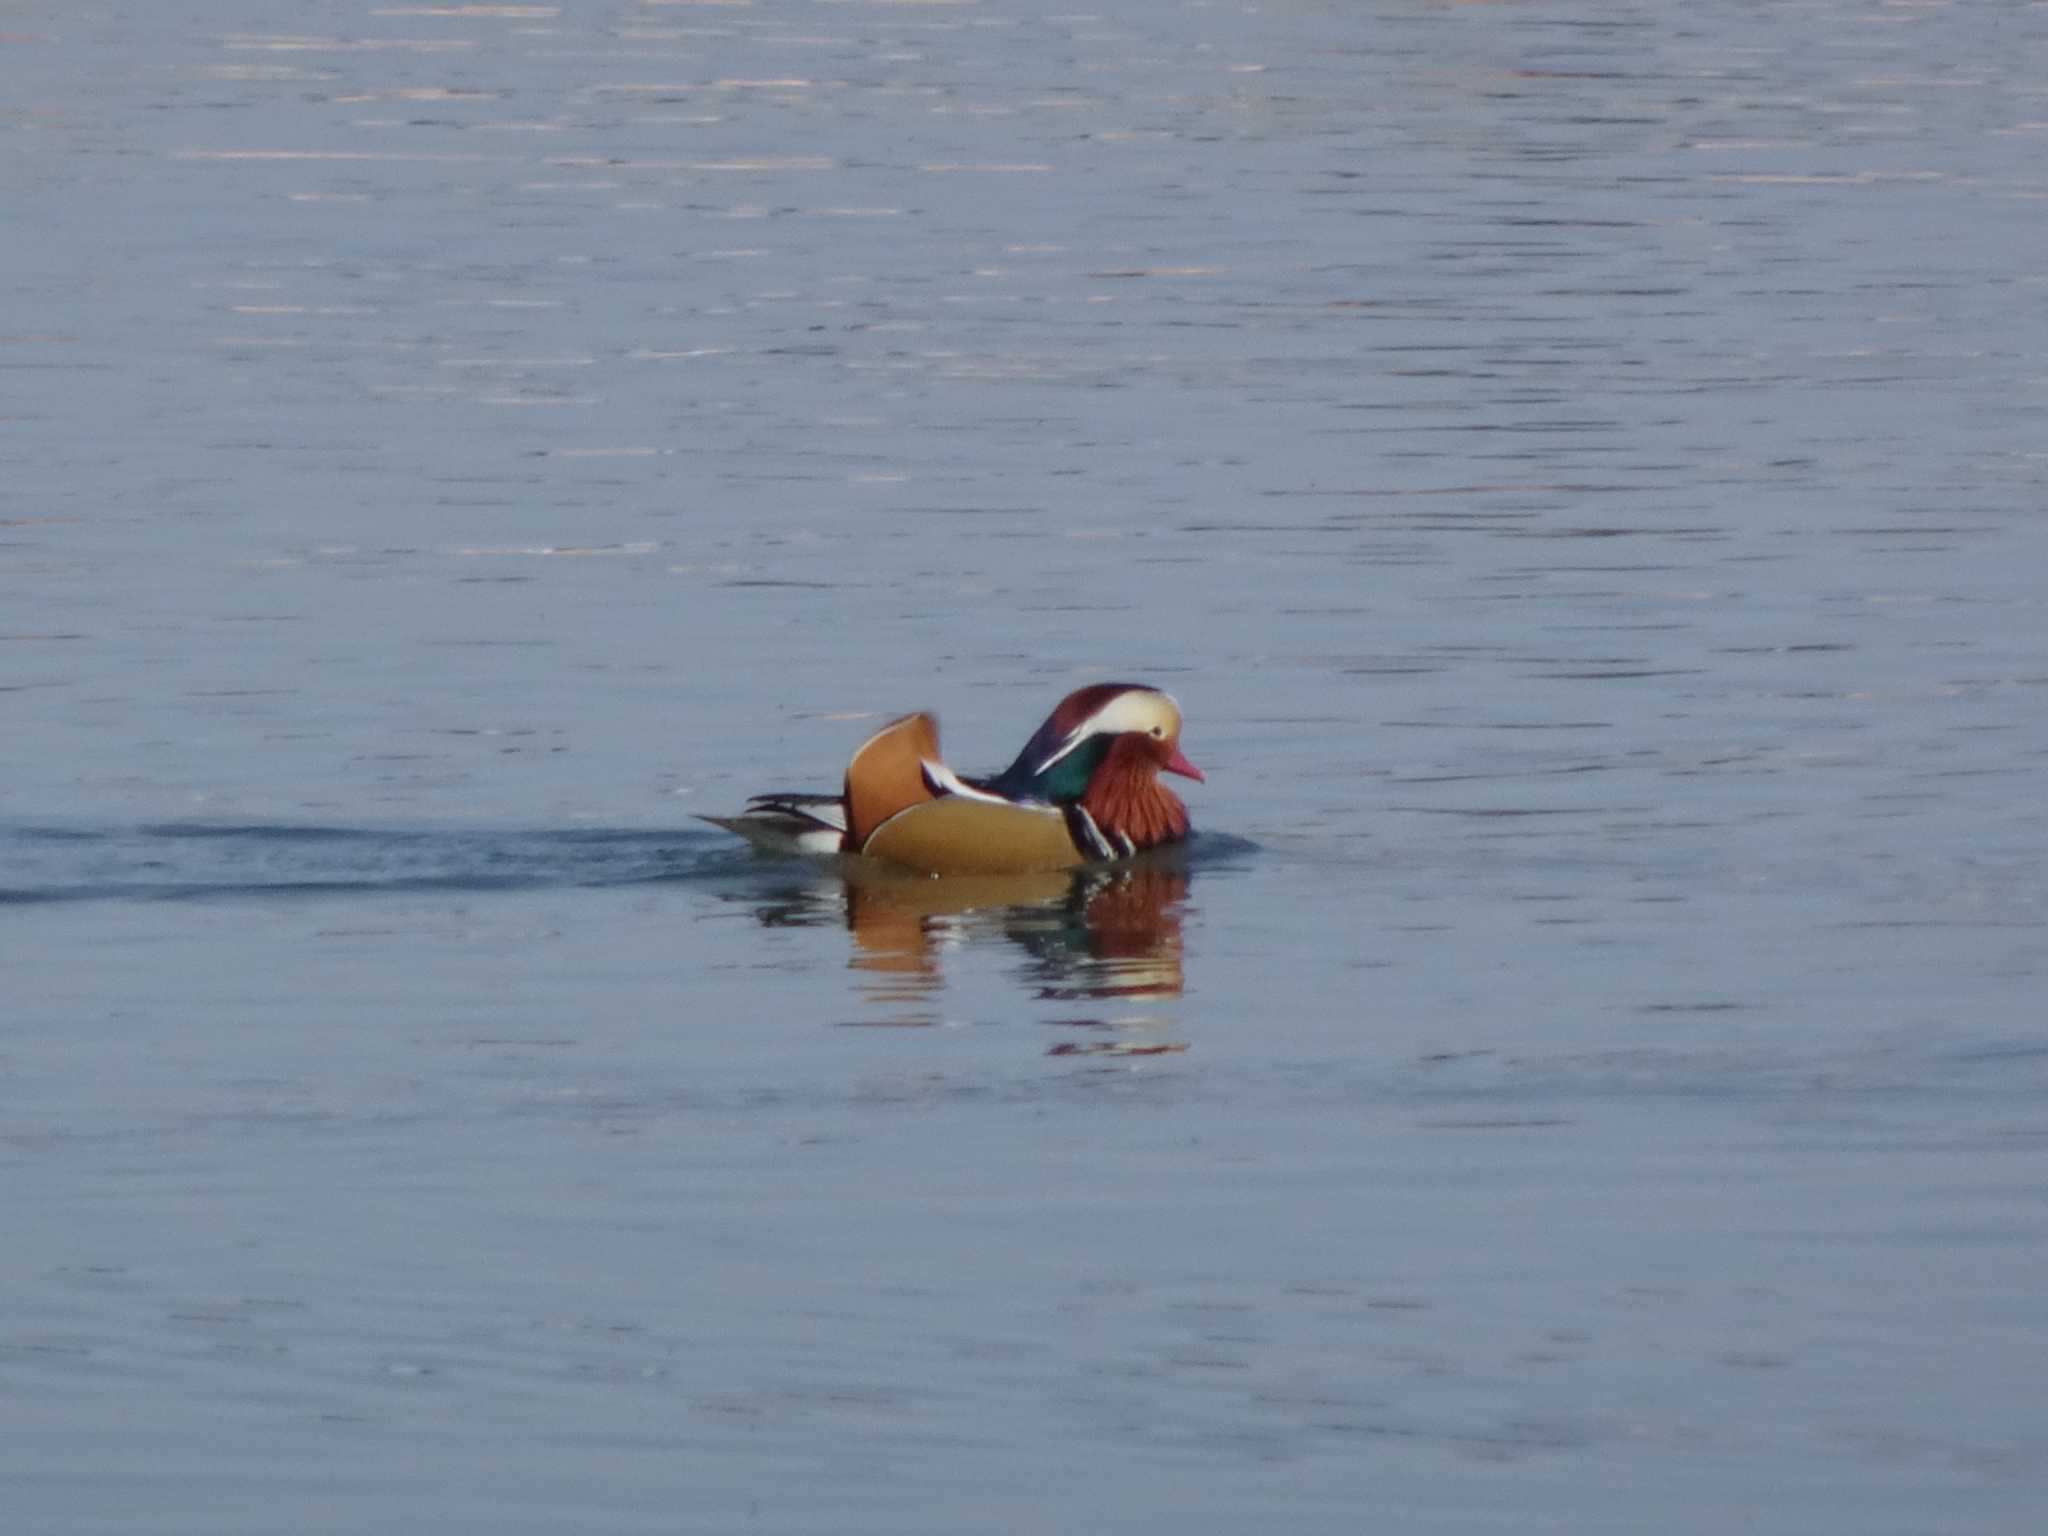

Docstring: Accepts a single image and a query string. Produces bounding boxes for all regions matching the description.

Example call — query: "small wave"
[0,823,748,905]
[0,822,1257,907]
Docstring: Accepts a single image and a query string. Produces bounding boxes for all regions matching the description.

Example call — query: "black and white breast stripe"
[1062,804,1131,862]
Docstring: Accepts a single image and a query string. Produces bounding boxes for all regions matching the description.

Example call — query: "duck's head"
[999,683,1204,803]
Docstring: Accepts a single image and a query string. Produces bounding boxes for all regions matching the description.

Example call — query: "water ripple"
[0,823,1257,907]
[0,823,741,905]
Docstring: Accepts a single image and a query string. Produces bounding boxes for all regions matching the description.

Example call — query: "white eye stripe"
[1082,689,1180,738]
[1089,696,1171,737]
[1033,689,1182,773]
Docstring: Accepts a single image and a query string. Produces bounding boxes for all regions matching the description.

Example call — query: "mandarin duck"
[705,683,1204,876]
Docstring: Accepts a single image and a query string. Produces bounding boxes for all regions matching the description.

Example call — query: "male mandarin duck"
[705,682,1204,876]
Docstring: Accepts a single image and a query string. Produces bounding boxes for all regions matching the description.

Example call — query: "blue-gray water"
[7,2,2047,1530]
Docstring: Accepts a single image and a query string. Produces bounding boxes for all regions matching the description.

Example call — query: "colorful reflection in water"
[746,858,1193,1050]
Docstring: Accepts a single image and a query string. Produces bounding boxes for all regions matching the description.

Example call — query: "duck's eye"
[1149,725,1164,738]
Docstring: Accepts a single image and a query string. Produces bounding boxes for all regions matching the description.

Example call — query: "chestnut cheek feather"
[1081,737,1193,852]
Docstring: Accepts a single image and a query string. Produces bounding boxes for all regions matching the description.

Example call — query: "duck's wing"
[843,711,941,847]
[860,794,1097,875]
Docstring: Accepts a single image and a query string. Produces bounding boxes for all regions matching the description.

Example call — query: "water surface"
[6,1,2047,1531]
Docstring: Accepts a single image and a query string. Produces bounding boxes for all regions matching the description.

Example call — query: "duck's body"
[706,683,1203,876]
